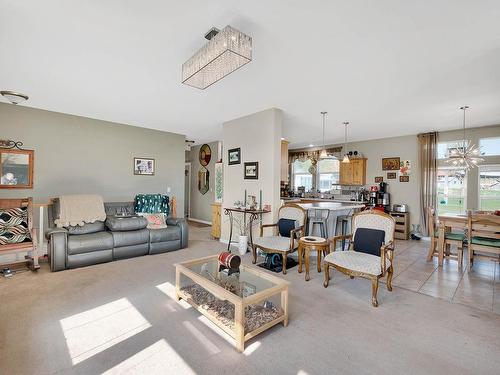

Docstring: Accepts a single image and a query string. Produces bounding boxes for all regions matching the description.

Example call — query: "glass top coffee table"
[175,255,289,352]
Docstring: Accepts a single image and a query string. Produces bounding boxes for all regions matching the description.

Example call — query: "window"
[479,165,500,211]
[437,141,464,159]
[292,159,313,191]
[318,159,340,192]
[479,137,500,156]
[436,168,467,214]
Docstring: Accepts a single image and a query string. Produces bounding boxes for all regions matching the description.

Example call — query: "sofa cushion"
[111,229,149,247]
[104,202,135,216]
[277,218,298,238]
[0,207,31,245]
[324,251,390,276]
[67,232,113,255]
[149,227,180,243]
[105,216,147,231]
[66,221,105,235]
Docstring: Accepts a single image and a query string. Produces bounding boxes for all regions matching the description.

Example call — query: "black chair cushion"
[278,218,298,238]
[353,228,386,256]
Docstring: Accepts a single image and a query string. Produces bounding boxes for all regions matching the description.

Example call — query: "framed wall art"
[387,172,397,179]
[244,162,258,179]
[0,146,34,189]
[382,157,400,171]
[228,148,241,165]
[134,157,155,176]
[400,175,410,182]
[374,176,384,183]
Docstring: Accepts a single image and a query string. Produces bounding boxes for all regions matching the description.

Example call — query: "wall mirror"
[0,148,34,189]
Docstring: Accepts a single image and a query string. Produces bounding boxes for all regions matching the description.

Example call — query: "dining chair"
[426,207,465,269]
[467,212,500,268]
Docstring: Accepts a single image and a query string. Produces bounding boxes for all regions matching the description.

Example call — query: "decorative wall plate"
[199,144,212,166]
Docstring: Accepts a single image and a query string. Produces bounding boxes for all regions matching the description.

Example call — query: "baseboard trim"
[188,218,212,225]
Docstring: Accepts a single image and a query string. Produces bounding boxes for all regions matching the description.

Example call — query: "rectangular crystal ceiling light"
[182,25,252,90]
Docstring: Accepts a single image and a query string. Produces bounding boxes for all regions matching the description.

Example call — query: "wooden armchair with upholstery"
[323,210,395,307]
[0,197,39,271]
[252,203,307,274]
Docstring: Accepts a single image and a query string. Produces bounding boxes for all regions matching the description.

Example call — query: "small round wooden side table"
[298,236,330,281]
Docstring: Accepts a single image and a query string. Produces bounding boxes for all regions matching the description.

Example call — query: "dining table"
[437,213,467,267]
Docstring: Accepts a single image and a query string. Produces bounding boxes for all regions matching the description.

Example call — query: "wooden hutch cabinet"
[339,158,367,186]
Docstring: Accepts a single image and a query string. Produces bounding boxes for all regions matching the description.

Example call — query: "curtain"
[418,132,438,236]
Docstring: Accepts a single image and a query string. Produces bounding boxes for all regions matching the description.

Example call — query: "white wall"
[221,108,282,242]
[186,141,219,223]
[346,135,420,226]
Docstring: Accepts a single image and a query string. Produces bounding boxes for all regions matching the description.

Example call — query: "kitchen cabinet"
[280,140,289,182]
[339,158,367,186]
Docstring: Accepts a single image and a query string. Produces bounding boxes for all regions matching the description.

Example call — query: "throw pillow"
[277,218,298,238]
[353,228,386,256]
[139,213,168,230]
[0,207,32,245]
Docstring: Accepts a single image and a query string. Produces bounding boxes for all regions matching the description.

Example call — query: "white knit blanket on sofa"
[54,194,107,228]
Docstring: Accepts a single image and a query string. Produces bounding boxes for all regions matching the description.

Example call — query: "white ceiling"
[1,0,500,148]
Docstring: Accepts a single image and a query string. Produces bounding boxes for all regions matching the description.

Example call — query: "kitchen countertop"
[282,197,368,204]
[296,201,366,211]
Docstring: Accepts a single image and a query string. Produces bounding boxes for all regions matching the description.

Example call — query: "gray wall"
[0,103,185,217]
[186,141,219,223]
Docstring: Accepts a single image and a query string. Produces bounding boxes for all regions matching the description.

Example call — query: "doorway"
[184,162,191,218]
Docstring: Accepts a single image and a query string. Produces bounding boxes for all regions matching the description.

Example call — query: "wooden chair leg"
[323,263,330,288]
[252,245,257,264]
[371,278,379,307]
[427,236,436,261]
[458,246,463,270]
[387,266,393,291]
[445,243,451,256]
[298,245,303,274]
[282,253,287,275]
[304,250,310,281]
[317,250,322,273]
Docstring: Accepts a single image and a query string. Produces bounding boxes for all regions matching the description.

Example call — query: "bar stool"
[307,208,330,239]
[336,215,351,251]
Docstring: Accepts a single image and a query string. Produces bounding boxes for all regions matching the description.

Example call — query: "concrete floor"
[1,225,500,374]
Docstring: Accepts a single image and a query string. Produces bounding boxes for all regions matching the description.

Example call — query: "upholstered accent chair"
[0,197,39,271]
[252,203,307,274]
[467,212,500,268]
[426,207,465,269]
[323,210,395,307]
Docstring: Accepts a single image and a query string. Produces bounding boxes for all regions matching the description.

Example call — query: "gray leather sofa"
[46,200,188,271]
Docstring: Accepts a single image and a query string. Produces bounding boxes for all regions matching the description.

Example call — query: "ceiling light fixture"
[1,91,29,105]
[319,111,329,159]
[342,122,350,163]
[182,25,252,90]
[445,106,483,170]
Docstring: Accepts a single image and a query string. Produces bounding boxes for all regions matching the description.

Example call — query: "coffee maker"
[368,186,378,208]
[377,182,390,211]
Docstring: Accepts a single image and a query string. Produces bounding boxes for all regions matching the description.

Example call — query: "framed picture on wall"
[375,176,384,183]
[134,157,155,175]
[228,148,241,165]
[400,175,410,182]
[387,172,397,179]
[382,157,400,171]
[244,162,258,179]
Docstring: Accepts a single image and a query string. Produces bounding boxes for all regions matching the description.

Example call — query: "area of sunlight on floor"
[59,297,151,365]
[101,339,195,374]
